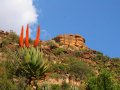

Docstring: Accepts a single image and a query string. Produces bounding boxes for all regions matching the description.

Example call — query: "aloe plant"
[17,46,49,78]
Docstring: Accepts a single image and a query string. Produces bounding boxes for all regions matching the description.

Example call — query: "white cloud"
[0,0,38,35]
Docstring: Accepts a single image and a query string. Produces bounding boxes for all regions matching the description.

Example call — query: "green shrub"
[50,63,68,74]
[9,32,19,43]
[51,84,61,90]
[61,81,70,90]
[38,82,51,90]
[70,85,80,90]
[50,73,61,79]
[86,69,117,90]
[0,66,28,90]
[0,74,17,90]
[2,32,19,46]
[68,58,93,80]
[74,50,83,57]
[86,77,98,90]
[53,48,65,55]
[2,38,10,46]
[47,41,56,49]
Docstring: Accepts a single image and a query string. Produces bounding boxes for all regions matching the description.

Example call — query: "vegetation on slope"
[0,32,120,90]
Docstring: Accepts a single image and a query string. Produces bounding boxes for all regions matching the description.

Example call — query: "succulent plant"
[17,46,49,78]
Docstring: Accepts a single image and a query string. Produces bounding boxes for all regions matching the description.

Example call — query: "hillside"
[0,30,120,90]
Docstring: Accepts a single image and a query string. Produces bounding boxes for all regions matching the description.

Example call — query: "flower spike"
[19,26,24,47]
[25,24,29,47]
[34,25,40,47]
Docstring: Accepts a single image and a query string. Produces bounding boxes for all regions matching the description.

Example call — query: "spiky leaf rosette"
[17,46,49,78]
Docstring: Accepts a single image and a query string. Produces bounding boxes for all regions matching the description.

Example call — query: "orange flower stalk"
[25,24,29,47]
[34,25,40,47]
[19,26,24,47]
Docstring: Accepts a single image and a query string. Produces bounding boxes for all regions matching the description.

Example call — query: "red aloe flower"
[19,26,24,47]
[34,25,40,47]
[25,24,29,47]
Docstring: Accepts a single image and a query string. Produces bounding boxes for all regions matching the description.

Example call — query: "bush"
[9,32,19,43]
[86,69,118,90]
[61,81,70,90]
[0,74,17,90]
[53,48,65,55]
[70,85,80,90]
[0,61,28,90]
[51,63,67,73]
[74,50,83,57]
[49,73,61,79]
[2,32,19,46]
[68,58,93,80]
[2,38,10,46]
[51,84,61,90]
[47,41,56,49]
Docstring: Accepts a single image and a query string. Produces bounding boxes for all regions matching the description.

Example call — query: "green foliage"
[50,63,67,74]
[51,84,61,90]
[38,82,51,90]
[68,57,93,80]
[74,50,83,57]
[17,47,49,79]
[86,77,98,90]
[113,80,120,90]
[70,85,80,90]
[2,37,10,46]
[92,51,104,61]
[0,75,30,90]
[0,73,16,90]
[2,32,19,46]
[47,41,56,49]
[36,81,81,90]
[93,51,110,62]
[86,69,120,90]
[57,42,63,46]
[61,81,70,90]
[9,32,19,43]
[0,61,28,90]
[49,73,61,79]
[53,48,65,55]
[97,70,113,90]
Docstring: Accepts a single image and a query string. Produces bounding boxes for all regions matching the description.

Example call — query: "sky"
[0,0,120,57]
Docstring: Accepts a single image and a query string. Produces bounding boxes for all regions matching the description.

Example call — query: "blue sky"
[33,0,120,58]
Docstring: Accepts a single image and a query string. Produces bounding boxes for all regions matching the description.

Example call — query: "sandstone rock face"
[53,34,88,49]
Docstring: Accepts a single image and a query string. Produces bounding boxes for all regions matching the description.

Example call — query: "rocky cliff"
[53,34,88,49]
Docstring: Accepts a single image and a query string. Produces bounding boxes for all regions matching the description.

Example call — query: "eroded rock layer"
[53,34,88,49]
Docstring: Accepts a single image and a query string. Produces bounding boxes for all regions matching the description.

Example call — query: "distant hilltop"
[0,30,88,50]
[52,34,88,49]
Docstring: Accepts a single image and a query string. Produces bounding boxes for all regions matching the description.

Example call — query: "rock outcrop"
[53,34,88,49]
